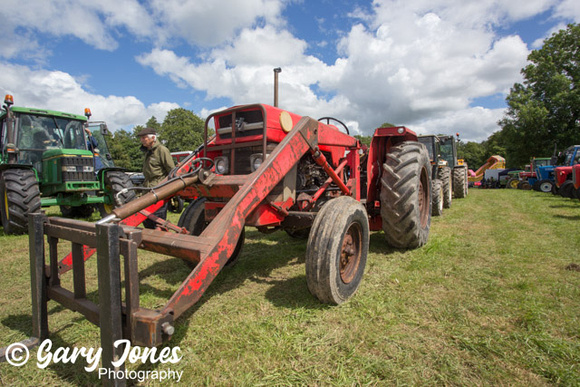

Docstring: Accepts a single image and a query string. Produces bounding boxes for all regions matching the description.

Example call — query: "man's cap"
[137,127,156,137]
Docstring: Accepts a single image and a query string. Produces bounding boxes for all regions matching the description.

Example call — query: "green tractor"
[0,95,135,234]
[438,134,468,198]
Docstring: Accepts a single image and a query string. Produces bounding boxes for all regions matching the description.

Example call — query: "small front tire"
[305,196,369,305]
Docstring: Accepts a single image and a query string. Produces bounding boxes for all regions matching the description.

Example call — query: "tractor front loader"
[5,104,431,383]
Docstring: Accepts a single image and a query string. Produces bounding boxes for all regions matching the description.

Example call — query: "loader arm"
[163,116,319,318]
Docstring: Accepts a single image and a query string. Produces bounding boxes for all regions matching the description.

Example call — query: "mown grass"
[0,189,579,385]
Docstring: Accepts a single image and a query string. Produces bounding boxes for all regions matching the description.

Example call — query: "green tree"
[498,23,580,166]
[109,129,142,171]
[354,135,372,147]
[458,141,486,170]
[158,108,205,152]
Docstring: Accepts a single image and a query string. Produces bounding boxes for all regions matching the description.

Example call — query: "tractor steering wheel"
[317,117,350,135]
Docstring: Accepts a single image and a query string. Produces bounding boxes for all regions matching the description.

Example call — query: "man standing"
[138,127,175,229]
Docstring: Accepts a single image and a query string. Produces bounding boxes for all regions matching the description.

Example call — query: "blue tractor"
[535,145,580,193]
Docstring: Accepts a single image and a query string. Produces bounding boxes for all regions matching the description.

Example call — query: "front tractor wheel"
[0,169,41,235]
[98,171,137,217]
[178,197,245,267]
[305,196,369,305]
[380,141,431,249]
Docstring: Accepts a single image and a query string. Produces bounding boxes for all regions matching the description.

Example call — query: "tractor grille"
[61,156,95,182]
[217,110,264,140]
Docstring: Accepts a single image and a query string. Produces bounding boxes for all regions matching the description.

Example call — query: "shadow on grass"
[553,214,580,221]
[549,204,580,209]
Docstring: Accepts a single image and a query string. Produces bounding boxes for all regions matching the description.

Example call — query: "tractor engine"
[296,156,327,192]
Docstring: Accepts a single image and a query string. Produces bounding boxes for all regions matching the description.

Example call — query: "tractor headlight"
[214,156,229,175]
[62,166,77,172]
[83,166,94,173]
[250,153,268,172]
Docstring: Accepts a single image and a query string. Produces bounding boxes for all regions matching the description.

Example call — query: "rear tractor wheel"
[538,179,553,193]
[438,166,452,208]
[507,178,519,189]
[453,166,468,198]
[380,141,431,249]
[559,181,575,199]
[431,179,443,216]
[0,169,41,235]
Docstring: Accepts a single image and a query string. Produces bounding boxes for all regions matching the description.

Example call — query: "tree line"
[463,23,579,169]
[107,108,206,172]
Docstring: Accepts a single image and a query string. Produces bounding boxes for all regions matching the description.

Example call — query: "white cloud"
[0,63,178,131]
[552,0,580,21]
[0,0,157,58]
[2,0,577,143]
[411,107,506,142]
[149,0,286,47]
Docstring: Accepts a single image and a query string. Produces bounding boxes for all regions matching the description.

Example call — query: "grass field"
[0,189,579,385]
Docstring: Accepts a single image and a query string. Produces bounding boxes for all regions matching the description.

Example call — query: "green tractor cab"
[0,95,135,234]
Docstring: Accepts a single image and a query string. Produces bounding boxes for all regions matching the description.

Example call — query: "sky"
[1,0,579,142]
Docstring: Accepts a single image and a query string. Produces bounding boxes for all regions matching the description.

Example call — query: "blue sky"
[1,0,578,142]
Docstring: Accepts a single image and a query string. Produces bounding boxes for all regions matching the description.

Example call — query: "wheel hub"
[340,222,361,284]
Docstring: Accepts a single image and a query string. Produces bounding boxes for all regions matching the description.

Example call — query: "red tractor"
[555,165,576,198]
[572,164,580,199]
[553,145,580,199]
[14,104,432,379]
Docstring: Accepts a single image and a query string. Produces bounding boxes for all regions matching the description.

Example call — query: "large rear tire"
[305,196,369,305]
[0,169,41,235]
[438,167,452,208]
[98,171,137,217]
[431,179,443,216]
[559,181,575,199]
[453,166,468,198]
[178,197,244,267]
[380,141,431,249]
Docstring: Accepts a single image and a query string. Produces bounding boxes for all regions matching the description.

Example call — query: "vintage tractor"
[418,135,450,216]
[536,145,580,197]
[507,157,551,190]
[438,134,468,198]
[553,145,580,199]
[0,95,135,234]
[10,104,432,380]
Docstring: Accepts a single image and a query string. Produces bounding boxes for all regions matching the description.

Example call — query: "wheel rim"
[540,182,551,192]
[102,203,114,214]
[418,169,429,228]
[509,180,519,189]
[340,222,362,284]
